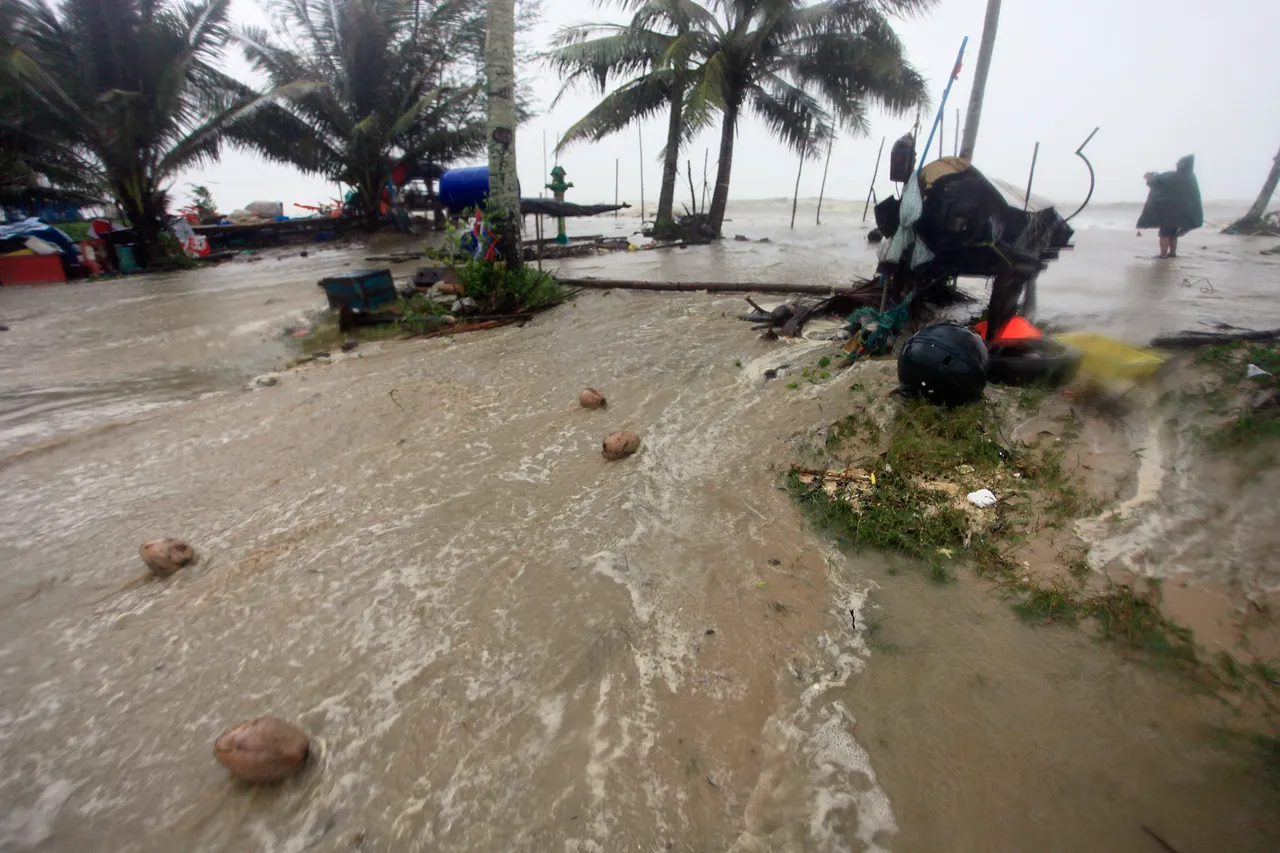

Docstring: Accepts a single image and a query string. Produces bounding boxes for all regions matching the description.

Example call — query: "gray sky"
[182,0,1280,212]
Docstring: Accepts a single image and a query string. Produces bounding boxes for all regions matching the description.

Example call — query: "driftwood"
[1150,328,1280,349]
[402,319,515,340]
[557,278,865,295]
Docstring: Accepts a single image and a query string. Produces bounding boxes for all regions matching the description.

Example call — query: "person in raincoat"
[1137,155,1203,258]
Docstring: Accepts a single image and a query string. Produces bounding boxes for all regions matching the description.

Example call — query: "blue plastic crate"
[318,268,397,312]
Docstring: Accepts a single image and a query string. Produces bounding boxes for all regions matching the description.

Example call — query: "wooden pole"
[535,214,543,270]
[816,136,835,225]
[687,160,698,214]
[862,136,885,222]
[1023,141,1040,211]
[790,122,811,229]
[960,0,1001,159]
[557,278,870,295]
[638,126,646,223]
[614,159,619,219]
[542,131,547,197]
[701,149,709,214]
[954,108,959,156]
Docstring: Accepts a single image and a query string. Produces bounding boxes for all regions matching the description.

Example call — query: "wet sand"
[1,210,1278,851]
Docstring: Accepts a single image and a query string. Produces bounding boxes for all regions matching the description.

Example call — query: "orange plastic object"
[974,316,1043,343]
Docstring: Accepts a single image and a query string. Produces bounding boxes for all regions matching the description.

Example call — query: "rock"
[300,250,309,258]
[253,374,280,387]
[579,388,607,409]
[0,324,9,331]
[867,228,883,243]
[734,234,749,242]
[214,717,310,783]
[450,297,479,316]
[140,538,196,578]
[340,339,358,352]
[602,430,641,460]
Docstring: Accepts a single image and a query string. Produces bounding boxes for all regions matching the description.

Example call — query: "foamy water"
[1,206,1277,852]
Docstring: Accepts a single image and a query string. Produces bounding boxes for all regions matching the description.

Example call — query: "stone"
[340,339,359,352]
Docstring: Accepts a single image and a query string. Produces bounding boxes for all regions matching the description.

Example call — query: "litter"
[1246,364,1274,379]
[967,489,997,508]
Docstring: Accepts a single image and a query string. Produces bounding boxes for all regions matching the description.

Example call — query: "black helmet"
[897,323,989,406]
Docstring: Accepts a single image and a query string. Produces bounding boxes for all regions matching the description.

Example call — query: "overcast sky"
[182,0,1280,213]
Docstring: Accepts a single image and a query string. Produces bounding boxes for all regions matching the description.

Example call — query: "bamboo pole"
[862,136,886,222]
[816,136,835,225]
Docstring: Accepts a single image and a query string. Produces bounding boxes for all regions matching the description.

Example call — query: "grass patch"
[1189,341,1280,450]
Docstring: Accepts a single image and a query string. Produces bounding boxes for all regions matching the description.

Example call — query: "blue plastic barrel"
[439,166,490,213]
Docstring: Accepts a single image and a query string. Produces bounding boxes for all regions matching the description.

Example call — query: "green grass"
[1190,342,1280,450]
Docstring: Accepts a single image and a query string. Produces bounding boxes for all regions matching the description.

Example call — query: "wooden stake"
[701,149,709,213]
[638,126,646,223]
[862,136,885,222]
[614,159,619,218]
[816,136,835,225]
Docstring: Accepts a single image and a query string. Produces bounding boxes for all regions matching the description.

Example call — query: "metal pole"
[1023,141,1040,211]
[790,122,810,228]
[1065,127,1101,222]
[638,126,645,223]
[816,136,834,225]
[862,136,885,222]
[542,131,547,198]
[918,38,968,177]
[614,159,620,219]
[960,0,1001,159]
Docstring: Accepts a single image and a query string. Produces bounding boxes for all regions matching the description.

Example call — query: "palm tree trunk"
[653,89,684,238]
[485,0,522,268]
[116,180,163,263]
[960,0,1001,160]
[707,102,739,238]
[1229,143,1280,232]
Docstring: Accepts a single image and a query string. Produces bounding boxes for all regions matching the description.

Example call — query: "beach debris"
[967,489,998,508]
[450,296,479,316]
[290,329,309,338]
[793,465,873,509]
[433,282,465,297]
[579,388,607,409]
[602,430,641,460]
[140,538,196,578]
[1246,363,1273,379]
[253,373,280,388]
[734,234,749,242]
[214,717,310,783]
[340,339,359,352]
[440,314,457,325]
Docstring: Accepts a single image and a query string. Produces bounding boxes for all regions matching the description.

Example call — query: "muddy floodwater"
[2,203,1278,852]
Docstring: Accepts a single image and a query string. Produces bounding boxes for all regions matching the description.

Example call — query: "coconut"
[139,538,195,578]
[214,717,310,783]
[579,388,607,410]
[602,430,641,460]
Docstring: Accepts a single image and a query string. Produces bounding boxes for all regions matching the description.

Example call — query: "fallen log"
[1150,328,1280,349]
[557,278,866,296]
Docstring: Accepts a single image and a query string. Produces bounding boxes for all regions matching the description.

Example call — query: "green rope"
[846,292,913,360]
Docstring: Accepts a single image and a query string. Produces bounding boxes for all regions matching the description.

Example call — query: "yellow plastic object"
[1056,332,1165,381]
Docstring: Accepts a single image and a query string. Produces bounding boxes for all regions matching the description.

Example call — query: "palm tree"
[485,0,522,265]
[690,0,932,236]
[6,0,306,252]
[1227,143,1280,234]
[547,0,711,237]
[238,0,490,231]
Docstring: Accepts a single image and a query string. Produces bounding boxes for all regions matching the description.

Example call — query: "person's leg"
[1158,235,1170,258]
[1168,235,1178,258]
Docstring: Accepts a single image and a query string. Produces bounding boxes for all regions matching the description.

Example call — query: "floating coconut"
[214,717,310,783]
[602,430,641,460]
[579,388,607,410]
[139,538,195,579]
